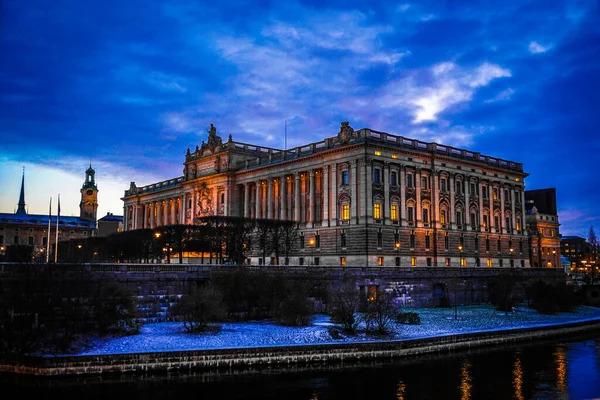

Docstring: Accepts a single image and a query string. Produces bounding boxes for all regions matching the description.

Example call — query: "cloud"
[485,88,515,103]
[377,61,511,124]
[529,41,551,54]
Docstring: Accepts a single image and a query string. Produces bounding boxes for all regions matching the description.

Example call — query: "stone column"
[255,181,261,219]
[294,173,301,222]
[150,203,155,228]
[465,177,472,231]
[331,164,338,225]
[432,171,439,228]
[351,160,359,224]
[309,170,316,227]
[223,187,229,217]
[179,196,184,224]
[479,182,485,232]
[521,190,526,234]
[171,199,176,225]
[384,162,390,224]
[267,179,273,219]
[511,188,517,235]
[244,183,250,218]
[400,165,406,225]
[365,161,373,224]
[500,185,506,233]
[415,169,422,227]
[322,166,329,227]
[280,176,287,220]
[449,174,456,229]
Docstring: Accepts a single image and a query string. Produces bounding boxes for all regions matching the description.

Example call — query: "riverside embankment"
[2,318,600,377]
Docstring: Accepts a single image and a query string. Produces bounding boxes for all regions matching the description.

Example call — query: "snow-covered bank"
[75,305,600,356]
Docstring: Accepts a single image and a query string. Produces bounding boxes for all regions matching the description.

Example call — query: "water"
[3,332,600,400]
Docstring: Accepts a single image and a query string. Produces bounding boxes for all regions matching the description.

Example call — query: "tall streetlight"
[458,245,463,267]
[509,247,514,268]
[308,237,315,266]
[395,241,400,266]
[154,232,162,264]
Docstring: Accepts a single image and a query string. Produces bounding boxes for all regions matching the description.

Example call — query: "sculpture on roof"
[200,123,223,153]
[337,121,356,144]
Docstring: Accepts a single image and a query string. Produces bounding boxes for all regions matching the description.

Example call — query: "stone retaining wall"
[2,319,599,377]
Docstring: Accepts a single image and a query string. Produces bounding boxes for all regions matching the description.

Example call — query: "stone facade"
[122,122,534,267]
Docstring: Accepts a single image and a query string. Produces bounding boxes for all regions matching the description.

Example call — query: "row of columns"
[126,197,183,230]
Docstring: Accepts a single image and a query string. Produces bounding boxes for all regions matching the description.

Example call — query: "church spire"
[16,166,27,215]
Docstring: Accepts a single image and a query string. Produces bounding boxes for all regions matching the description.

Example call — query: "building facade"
[122,122,535,268]
[0,166,98,260]
[525,188,561,268]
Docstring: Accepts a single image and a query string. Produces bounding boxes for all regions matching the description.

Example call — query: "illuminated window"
[516,218,521,231]
[392,154,398,159]
[461,258,466,267]
[391,204,398,221]
[377,257,384,266]
[440,209,447,224]
[374,151,382,156]
[374,203,381,219]
[411,257,417,266]
[340,257,346,266]
[487,259,493,267]
[445,257,450,266]
[342,204,350,221]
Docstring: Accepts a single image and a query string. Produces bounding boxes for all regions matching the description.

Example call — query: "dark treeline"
[1,217,300,264]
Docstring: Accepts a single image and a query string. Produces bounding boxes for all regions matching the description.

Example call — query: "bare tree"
[588,226,598,282]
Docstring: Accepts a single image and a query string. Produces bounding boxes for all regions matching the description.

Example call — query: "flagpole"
[54,194,60,263]
[46,197,52,263]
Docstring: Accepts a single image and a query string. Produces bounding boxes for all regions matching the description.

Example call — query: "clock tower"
[80,164,98,221]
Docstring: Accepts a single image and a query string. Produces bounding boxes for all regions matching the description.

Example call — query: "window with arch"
[340,194,351,222]
[421,176,429,190]
[390,170,398,186]
[456,207,464,228]
[406,172,414,188]
[516,216,521,232]
[440,176,448,192]
[341,169,349,185]
[483,212,490,231]
[422,202,431,224]
[470,208,478,230]
[494,213,500,232]
[373,203,381,220]
[456,180,463,194]
[407,201,415,224]
[390,203,399,221]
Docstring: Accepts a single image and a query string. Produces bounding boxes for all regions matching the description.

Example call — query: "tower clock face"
[86,189,94,196]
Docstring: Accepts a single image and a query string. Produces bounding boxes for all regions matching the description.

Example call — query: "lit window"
[445,258,450,266]
[342,204,350,221]
[440,210,446,224]
[392,154,398,159]
[487,259,492,267]
[374,203,381,219]
[411,257,417,266]
[377,257,384,266]
[461,258,466,267]
[340,257,346,266]
[391,205,398,221]
[375,151,382,156]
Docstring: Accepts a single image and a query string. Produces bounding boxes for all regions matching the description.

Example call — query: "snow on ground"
[72,305,600,356]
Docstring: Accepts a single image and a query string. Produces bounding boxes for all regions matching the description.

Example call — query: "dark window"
[341,231,347,247]
[315,233,321,248]
[427,257,432,266]
[519,240,523,252]
[444,234,449,250]
[299,257,304,266]
[28,236,34,245]
[314,257,320,266]
[13,236,18,245]
[499,259,503,267]
[373,168,381,184]
[520,260,525,268]
[406,174,413,188]
[410,232,415,248]
[460,235,464,246]
[407,207,414,222]
[391,171,397,186]
[425,234,431,249]
[474,235,479,251]
[423,209,429,223]
[342,171,349,185]
[0,234,3,244]
[377,229,382,247]
[440,178,447,192]
[43,237,47,246]
[497,238,501,252]
[476,257,481,267]
[395,257,401,266]
[486,237,490,251]
[300,234,305,249]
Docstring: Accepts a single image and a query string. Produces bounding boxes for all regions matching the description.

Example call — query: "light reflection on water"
[3,333,600,399]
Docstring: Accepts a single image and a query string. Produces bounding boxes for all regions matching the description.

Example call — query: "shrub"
[328,279,361,333]
[396,312,421,325]
[527,280,582,314]
[173,283,227,333]
[361,290,396,334]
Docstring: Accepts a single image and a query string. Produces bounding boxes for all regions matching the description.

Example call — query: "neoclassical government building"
[122,122,532,267]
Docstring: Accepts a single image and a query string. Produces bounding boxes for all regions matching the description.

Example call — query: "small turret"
[16,167,27,216]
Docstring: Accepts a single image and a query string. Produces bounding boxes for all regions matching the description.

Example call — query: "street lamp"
[509,247,514,268]
[395,241,400,266]
[308,238,315,266]
[458,245,463,267]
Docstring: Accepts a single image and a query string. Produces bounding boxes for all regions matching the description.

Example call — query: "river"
[3,331,600,399]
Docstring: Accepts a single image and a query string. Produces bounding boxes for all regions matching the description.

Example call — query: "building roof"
[0,212,96,229]
[98,212,123,222]
[561,236,586,241]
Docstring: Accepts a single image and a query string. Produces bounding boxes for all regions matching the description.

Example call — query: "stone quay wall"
[1,319,599,377]
[0,263,565,319]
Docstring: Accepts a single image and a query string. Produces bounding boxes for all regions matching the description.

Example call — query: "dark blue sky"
[1,0,598,237]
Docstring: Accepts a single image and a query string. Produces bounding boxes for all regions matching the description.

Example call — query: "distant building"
[525,188,561,269]
[0,166,98,261]
[97,212,124,237]
[122,122,533,267]
[561,236,591,272]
